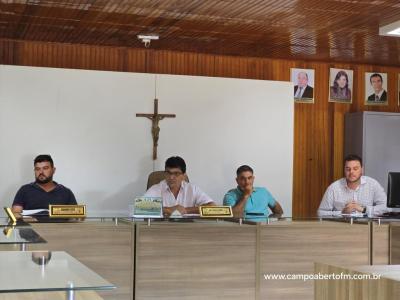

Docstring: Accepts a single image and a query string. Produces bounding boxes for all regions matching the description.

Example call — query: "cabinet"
[345,111,400,191]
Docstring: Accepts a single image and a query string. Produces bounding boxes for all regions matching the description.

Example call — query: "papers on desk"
[341,212,364,217]
[170,209,182,217]
[21,209,49,216]
[169,210,199,218]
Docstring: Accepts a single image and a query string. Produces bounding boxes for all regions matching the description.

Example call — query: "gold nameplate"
[3,207,17,225]
[49,205,86,218]
[200,206,233,218]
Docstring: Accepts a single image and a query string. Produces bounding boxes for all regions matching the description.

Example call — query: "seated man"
[318,154,387,216]
[223,165,283,219]
[12,154,77,214]
[144,156,215,216]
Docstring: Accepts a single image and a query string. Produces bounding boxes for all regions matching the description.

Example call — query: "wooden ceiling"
[2,0,400,66]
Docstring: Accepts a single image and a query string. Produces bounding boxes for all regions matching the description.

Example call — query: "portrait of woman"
[329,68,353,103]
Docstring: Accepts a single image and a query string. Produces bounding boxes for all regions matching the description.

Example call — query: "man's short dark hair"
[236,165,254,176]
[165,156,186,173]
[370,73,383,83]
[344,154,362,166]
[34,154,54,167]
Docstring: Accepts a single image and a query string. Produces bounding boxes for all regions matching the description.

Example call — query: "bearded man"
[317,154,387,216]
[12,154,77,213]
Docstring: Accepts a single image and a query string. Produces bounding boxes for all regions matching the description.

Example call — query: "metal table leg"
[66,289,74,300]
[66,282,74,300]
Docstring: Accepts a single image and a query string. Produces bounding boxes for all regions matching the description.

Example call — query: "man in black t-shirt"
[12,154,77,214]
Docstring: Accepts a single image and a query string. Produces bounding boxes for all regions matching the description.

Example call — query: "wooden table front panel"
[135,222,256,300]
[30,221,133,300]
[259,221,370,300]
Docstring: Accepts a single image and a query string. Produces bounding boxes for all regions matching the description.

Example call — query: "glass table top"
[0,251,115,293]
[1,213,400,226]
[0,227,46,244]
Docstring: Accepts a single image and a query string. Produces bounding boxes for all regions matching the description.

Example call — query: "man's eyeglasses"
[165,170,183,177]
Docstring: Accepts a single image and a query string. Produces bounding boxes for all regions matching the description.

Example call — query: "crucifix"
[136,98,176,160]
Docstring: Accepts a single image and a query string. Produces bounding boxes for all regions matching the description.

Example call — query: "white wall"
[0,65,293,216]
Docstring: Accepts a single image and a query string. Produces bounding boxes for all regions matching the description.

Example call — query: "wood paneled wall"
[1,39,400,217]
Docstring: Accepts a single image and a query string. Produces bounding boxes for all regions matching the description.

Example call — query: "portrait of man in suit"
[365,72,388,105]
[291,68,314,103]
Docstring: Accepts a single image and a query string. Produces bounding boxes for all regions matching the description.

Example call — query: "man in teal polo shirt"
[223,165,283,220]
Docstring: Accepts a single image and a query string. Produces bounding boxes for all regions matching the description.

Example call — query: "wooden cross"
[136,99,176,160]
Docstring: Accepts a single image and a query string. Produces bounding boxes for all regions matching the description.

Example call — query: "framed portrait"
[328,68,353,103]
[365,72,388,105]
[291,68,315,103]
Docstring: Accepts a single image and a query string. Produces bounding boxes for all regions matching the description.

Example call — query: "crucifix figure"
[136,98,176,160]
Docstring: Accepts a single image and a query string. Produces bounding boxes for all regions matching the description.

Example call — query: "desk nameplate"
[200,206,233,218]
[49,205,86,218]
[133,197,163,218]
[3,207,17,225]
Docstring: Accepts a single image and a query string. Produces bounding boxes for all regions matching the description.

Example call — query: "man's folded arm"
[317,188,341,216]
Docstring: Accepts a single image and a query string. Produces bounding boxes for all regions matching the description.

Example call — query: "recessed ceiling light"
[388,28,400,35]
[379,20,400,37]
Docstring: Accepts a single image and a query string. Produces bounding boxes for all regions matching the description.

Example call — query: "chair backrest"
[146,171,189,190]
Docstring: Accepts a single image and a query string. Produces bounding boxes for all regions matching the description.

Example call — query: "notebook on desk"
[21,210,78,223]
[21,209,49,216]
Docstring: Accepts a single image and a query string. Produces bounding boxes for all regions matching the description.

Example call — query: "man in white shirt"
[318,154,388,217]
[144,156,215,216]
